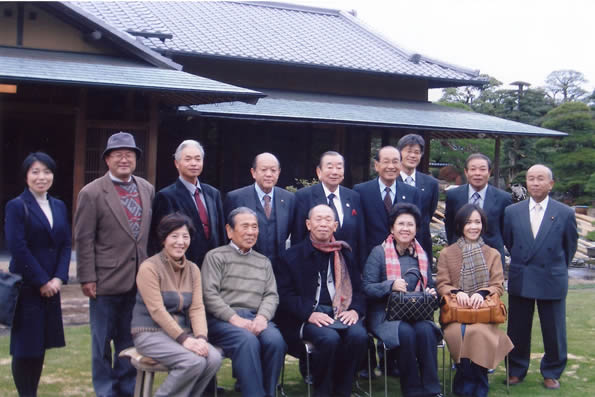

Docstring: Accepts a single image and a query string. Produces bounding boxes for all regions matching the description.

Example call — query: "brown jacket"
[75,173,154,295]
[436,243,513,368]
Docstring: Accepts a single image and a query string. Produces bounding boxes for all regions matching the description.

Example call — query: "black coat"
[5,189,71,357]
[149,179,225,267]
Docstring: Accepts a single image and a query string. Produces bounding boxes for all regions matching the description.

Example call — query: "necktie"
[263,194,272,219]
[470,192,481,205]
[193,188,210,239]
[405,176,415,187]
[327,193,340,226]
[531,203,542,238]
[383,187,393,213]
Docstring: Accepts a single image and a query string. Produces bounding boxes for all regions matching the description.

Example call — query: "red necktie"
[194,188,210,240]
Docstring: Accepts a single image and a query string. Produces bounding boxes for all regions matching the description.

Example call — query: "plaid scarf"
[382,235,428,291]
[456,237,489,294]
[311,236,352,318]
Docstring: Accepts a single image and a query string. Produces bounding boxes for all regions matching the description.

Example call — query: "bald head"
[306,204,338,243]
[526,164,554,203]
[251,152,280,193]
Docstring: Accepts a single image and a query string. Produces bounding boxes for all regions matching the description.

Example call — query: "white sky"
[300,0,595,101]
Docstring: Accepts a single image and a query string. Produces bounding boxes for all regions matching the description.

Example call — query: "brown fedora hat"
[102,131,142,159]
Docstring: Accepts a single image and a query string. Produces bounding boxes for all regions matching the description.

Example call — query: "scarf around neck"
[382,234,428,291]
[310,236,352,318]
[456,237,489,294]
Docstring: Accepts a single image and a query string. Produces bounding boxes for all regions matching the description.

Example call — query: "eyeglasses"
[109,152,135,160]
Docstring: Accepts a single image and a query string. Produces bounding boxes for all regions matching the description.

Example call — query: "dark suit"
[291,183,366,272]
[5,189,71,358]
[398,172,439,260]
[224,184,295,269]
[150,178,225,267]
[276,239,368,397]
[503,198,577,380]
[353,178,422,257]
[445,184,512,261]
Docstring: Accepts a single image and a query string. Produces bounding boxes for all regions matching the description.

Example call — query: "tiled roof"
[71,1,486,85]
[0,47,262,105]
[186,90,566,138]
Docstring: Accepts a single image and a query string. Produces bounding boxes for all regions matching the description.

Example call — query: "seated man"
[202,207,286,397]
[276,204,368,397]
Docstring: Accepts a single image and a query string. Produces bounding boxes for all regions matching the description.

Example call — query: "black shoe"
[234,380,241,392]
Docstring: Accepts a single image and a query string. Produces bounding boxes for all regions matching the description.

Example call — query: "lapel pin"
[346,203,350,207]
[402,195,406,200]
[281,199,284,203]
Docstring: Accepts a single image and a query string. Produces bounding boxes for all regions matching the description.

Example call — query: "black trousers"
[12,354,45,397]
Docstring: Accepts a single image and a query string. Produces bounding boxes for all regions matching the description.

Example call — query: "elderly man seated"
[202,207,286,397]
[276,204,368,397]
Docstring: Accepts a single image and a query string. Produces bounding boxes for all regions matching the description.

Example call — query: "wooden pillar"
[146,94,158,185]
[422,131,431,174]
[72,88,87,215]
[493,137,501,188]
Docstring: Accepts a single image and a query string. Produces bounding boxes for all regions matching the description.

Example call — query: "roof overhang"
[0,47,264,106]
[183,90,566,138]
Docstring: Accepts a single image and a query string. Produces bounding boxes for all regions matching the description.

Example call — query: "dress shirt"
[378,179,396,205]
[254,183,274,211]
[400,170,417,187]
[321,183,344,226]
[179,176,207,211]
[468,184,489,208]
[529,195,549,236]
[229,241,252,256]
[108,171,132,183]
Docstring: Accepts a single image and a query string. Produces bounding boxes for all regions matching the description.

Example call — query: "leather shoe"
[507,376,523,385]
[543,378,560,389]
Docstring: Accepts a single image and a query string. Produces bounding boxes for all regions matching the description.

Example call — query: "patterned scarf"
[456,237,489,294]
[310,236,353,318]
[382,234,428,291]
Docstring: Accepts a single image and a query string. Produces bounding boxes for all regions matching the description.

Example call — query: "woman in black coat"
[4,152,71,397]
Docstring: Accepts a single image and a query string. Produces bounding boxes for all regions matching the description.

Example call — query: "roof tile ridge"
[236,1,342,15]
[338,10,481,78]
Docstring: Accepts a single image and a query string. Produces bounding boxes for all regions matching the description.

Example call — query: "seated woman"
[436,204,513,397]
[363,203,442,397]
[131,213,222,397]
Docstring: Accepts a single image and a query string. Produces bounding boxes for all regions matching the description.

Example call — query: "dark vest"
[254,198,278,262]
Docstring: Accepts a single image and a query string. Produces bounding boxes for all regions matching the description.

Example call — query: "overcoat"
[5,189,71,357]
[436,243,513,369]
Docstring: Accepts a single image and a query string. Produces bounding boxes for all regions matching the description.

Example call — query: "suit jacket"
[291,183,366,272]
[74,173,154,295]
[5,189,72,356]
[223,184,295,267]
[445,184,512,260]
[503,198,577,300]
[149,178,225,267]
[353,178,422,257]
[275,238,366,353]
[398,172,439,259]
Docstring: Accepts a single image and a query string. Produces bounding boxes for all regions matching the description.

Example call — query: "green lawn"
[1,288,594,396]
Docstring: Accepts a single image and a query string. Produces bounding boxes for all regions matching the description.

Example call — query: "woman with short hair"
[437,204,513,397]
[363,203,442,397]
[5,152,71,396]
[131,213,222,397]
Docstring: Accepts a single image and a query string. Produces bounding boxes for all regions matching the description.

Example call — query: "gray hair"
[227,206,258,228]
[528,164,554,180]
[174,140,205,161]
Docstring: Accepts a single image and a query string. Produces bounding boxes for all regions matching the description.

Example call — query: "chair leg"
[441,343,446,397]
[449,355,454,395]
[383,343,388,397]
[368,346,373,397]
[134,369,144,397]
[306,346,311,397]
[142,371,154,397]
[506,355,510,394]
[277,359,287,397]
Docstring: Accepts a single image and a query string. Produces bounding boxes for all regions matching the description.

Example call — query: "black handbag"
[0,271,23,327]
[385,268,438,322]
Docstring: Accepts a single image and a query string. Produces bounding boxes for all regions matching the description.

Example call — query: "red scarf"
[382,234,428,291]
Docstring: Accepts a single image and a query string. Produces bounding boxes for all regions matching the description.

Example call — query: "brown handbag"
[439,293,507,325]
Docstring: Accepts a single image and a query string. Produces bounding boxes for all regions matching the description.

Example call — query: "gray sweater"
[201,244,279,322]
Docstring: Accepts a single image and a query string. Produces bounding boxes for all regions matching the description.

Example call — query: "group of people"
[4,131,577,397]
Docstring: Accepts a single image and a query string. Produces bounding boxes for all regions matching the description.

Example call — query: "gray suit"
[503,198,577,380]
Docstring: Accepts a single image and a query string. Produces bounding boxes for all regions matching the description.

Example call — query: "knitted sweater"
[131,252,207,342]
[202,244,278,322]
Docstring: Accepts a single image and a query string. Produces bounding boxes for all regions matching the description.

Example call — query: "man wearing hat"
[74,132,154,397]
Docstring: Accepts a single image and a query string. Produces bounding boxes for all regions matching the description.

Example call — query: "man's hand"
[252,315,268,335]
[229,314,254,332]
[337,309,358,326]
[81,282,97,299]
[308,312,334,327]
[183,337,209,357]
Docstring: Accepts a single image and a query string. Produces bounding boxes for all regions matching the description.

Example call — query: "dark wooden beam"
[86,120,149,129]
[422,131,431,174]
[493,137,501,188]
[72,88,87,218]
[147,94,158,185]
[2,102,76,115]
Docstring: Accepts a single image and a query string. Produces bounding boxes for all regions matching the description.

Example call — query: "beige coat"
[75,173,154,295]
[436,243,513,369]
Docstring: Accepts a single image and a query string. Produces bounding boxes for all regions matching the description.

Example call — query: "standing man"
[202,207,287,397]
[397,134,439,261]
[291,151,366,272]
[75,132,154,397]
[224,152,295,272]
[504,164,577,389]
[354,146,421,257]
[277,204,368,397]
[149,139,225,267]
[444,153,512,262]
